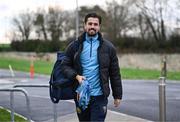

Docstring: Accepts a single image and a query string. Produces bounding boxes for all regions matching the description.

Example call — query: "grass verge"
[0,56,54,75]
[0,107,27,122]
[0,56,180,80]
[121,68,180,81]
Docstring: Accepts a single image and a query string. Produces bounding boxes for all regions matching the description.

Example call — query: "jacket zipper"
[90,38,92,57]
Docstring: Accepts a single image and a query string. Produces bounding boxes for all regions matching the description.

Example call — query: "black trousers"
[75,95,108,122]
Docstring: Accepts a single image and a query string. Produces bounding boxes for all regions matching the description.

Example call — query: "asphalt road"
[108,80,180,121]
[0,69,180,121]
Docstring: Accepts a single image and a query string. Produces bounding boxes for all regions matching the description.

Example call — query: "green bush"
[11,39,66,52]
[168,34,180,52]
[114,35,180,53]
[9,34,180,53]
[0,44,12,52]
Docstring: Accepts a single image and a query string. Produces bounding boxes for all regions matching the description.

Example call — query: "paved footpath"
[44,110,151,122]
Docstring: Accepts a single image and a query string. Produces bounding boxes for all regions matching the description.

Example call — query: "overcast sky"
[0,0,179,44]
[0,0,110,43]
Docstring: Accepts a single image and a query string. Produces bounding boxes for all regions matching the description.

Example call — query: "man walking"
[62,12,122,122]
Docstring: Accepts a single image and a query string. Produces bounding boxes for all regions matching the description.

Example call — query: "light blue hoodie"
[80,33,103,96]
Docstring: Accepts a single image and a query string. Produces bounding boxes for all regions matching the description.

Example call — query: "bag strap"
[49,84,60,103]
[49,64,60,103]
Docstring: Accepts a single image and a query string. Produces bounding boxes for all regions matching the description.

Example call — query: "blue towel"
[76,80,90,110]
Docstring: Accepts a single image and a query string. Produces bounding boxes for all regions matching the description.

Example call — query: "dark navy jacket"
[61,32,122,99]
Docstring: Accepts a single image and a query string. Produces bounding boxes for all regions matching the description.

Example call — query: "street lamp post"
[76,0,79,39]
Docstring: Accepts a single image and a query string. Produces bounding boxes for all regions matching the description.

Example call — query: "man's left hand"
[114,99,121,107]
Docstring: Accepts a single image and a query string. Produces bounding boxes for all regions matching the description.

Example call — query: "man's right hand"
[75,75,86,84]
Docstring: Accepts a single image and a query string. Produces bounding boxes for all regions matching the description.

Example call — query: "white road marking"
[0,79,14,84]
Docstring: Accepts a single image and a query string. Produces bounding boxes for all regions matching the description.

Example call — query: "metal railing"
[13,84,57,122]
[0,88,31,122]
[13,84,49,88]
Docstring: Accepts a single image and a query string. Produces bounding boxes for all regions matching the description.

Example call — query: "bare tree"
[34,9,48,40]
[175,0,180,32]
[134,0,169,44]
[137,14,150,41]
[12,11,34,40]
[47,6,66,41]
[61,10,76,40]
[106,0,135,41]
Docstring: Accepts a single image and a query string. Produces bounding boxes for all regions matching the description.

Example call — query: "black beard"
[87,29,97,36]
[87,32,97,37]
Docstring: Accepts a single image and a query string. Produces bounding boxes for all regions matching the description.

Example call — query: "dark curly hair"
[84,12,102,25]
